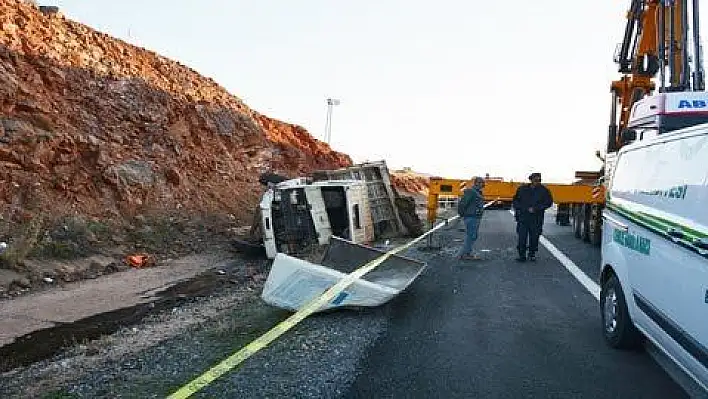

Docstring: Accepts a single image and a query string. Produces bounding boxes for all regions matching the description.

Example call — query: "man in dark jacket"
[456,177,486,260]
[512,172,553,262]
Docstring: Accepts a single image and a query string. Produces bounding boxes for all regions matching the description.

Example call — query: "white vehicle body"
[600,121,708,393]
[260,179,374,259]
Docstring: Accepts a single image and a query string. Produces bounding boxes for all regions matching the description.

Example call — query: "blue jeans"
[458,215,481,257]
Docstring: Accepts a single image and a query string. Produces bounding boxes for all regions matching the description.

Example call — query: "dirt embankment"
[0,0,352,293]
[0,0,351,221]
[390,169,429,196]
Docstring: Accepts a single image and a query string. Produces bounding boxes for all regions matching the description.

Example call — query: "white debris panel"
[261,237,426,312]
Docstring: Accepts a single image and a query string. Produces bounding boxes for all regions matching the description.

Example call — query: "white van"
[600,123,708,392]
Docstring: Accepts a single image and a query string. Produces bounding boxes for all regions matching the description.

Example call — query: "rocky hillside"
[0,0,351,228]
[390,169,429,196]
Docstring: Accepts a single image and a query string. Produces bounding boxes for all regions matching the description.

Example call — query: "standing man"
[457,177,486,260]
[512,172,553,262]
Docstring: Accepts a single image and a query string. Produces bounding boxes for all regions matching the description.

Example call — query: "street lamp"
[324,98,340,144]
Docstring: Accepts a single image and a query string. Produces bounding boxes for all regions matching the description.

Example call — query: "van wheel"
[600,274,642,349]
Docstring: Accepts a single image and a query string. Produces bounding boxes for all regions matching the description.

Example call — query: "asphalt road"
[38,208,691,398]
[344,209,688,399]
[540,210,602,283]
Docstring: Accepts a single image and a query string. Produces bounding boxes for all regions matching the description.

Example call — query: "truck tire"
[589,205,602,247]
[556,204,571,226]
[600,273,642,349]
[581,204,591,242]
[573,204,582,238]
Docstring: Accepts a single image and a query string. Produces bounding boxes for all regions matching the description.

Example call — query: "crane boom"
[606,0,703,152]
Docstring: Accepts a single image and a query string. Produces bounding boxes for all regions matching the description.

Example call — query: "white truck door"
[304,186,333,245]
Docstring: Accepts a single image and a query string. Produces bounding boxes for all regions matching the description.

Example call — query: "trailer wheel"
[581,204,591,242]
[572,204,582,238]
[555,204,571,226]
[589,205,602,247]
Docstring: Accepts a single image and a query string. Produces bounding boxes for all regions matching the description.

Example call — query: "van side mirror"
[621,128,637,142]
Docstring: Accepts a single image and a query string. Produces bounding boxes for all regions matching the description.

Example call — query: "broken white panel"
[261,237,426,312]
[261,254,399,312]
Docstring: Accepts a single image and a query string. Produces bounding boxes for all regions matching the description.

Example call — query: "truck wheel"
[589,205,602,247]
[556,204,571,226]
[600,274,642,349]
[573,204,582,238]
[581,204,591,242]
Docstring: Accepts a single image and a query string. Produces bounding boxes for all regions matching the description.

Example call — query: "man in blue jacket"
[457,177,486,260]
[512,172,553,262]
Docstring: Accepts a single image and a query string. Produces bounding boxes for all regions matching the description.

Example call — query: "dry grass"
[0,213,45,272]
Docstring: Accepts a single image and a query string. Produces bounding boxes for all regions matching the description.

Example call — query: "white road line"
[539,236,600,301]
[506,213,704,395]
[508,210,600,301]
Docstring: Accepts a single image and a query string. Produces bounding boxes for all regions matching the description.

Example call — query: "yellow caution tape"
[169,201,496,398]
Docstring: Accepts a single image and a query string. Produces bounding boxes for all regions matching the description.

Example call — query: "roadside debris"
[125,253,154,269]
[261,237,426,312]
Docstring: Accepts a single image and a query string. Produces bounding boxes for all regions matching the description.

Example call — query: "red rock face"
[390,172,429,196]
[0,0,351,223]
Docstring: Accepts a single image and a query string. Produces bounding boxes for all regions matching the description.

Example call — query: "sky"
[47,0,708,182]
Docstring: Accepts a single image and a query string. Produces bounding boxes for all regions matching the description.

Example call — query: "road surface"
[344,209,688,398]
[5,209,695,398]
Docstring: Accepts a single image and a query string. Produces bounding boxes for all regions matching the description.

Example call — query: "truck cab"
[599,119,708,392]
[626,92,708,141]
[260,179,374,259]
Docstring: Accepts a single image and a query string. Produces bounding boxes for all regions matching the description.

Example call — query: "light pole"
[324,98,340,144]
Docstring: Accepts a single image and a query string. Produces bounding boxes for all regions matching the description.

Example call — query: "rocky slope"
[0,0,351,229]
[390,169,429,196]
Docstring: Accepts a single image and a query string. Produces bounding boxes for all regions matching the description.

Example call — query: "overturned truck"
[242,161,423,260]
[260,178,374,259]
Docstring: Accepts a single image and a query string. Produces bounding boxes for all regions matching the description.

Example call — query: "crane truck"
[570,0,707,246]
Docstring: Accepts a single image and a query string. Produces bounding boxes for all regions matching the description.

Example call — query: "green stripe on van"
[606,203,670,237]
[606,202,708,241]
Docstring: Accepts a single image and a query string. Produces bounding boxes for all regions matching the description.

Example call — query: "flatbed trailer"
[426,177,604,227]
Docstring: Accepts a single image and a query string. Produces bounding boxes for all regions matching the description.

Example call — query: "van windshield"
[660,114,708,133]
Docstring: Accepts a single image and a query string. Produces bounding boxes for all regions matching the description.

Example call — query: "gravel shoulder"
[0,252,234,347]
[0,269,392,398]
[0,208,448,398]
